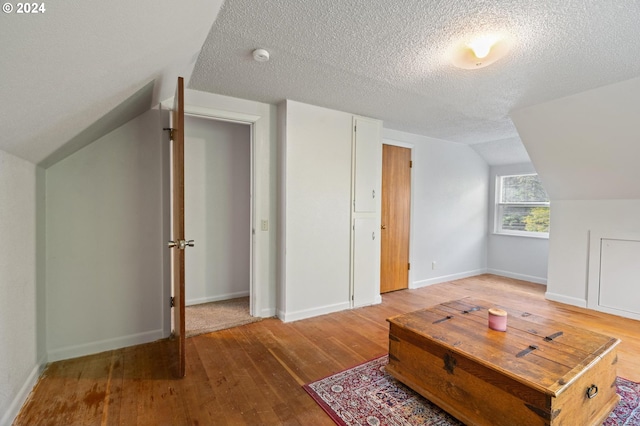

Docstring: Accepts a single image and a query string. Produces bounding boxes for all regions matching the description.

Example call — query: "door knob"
[167,239,195,250]
[381,224,387,229]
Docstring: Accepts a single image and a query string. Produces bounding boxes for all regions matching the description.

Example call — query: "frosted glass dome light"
[451,33,511,69]
[467,35,500,59]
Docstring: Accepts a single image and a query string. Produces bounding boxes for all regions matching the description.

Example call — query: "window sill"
[492,232,549,240]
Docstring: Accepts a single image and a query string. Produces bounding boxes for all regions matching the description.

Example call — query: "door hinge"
[354,125,357,132]
[408,262,411,270]
[163,127,175,140]
[409,160,413,168]
[170,296,175,308]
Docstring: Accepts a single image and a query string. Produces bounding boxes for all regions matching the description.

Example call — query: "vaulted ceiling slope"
[512,76,640,201]
[0,0,224,165]
[190,0,640,165]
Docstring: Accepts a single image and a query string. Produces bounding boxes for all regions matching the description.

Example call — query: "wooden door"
[380,144,411,293]
[169,77,186,378]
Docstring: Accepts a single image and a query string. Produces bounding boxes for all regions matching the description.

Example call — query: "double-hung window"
[495,174,550,237]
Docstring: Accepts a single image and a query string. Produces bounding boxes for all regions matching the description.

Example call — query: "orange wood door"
[380,144,411,293]
[170,77,186,378]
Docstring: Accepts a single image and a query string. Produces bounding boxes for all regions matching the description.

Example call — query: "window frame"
[494,173,550,239]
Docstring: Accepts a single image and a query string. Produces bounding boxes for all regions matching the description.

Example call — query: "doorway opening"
[183,115,259,337]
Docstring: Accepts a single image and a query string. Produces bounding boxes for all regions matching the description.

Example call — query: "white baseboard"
[548,292,640,322]
[545,292,587,308]
[353,298,382,309]
[1,354,47,426]
[278,301,351,322]
[411,268,487,289]
[47,329,164,363]
[186,290,250,306]
[486,269,547,285]
[589,305,640,322]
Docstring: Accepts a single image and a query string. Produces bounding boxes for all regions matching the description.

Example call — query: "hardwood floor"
[14,275,640,425]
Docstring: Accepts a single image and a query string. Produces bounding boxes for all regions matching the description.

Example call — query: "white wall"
[546,200,640,307]
[279,100,353,320]
[487,163,549,284]
[184,116,250,305]
[0,150,42,426]
[383,129,489,286]
[45,109,166,361]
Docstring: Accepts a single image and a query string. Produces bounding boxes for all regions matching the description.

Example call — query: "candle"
[488,308,508,331]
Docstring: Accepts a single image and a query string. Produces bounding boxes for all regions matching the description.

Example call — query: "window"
[495,174,550,237]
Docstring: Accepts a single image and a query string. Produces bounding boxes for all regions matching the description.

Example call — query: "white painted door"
[599,238,640,315]
[352,217,379,307]
[353,117,381,213]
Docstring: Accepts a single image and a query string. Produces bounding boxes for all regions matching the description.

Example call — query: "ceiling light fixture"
[467,35,499,59]
[252,48,270,62]
[451,34,510,70]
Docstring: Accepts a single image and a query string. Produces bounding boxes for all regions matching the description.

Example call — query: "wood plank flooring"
[14,275,640,425]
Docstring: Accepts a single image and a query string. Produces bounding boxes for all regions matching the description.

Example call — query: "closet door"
[351,116,382,307]
[353,117,381,212]
[352,217,379,307]
[599,238,640,315]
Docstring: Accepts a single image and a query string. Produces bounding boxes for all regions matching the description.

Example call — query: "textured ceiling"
[190,0,640,165]
[3,1,640,167]
[0,0,224,165]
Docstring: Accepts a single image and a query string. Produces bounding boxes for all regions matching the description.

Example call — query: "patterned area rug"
[304,355,640,426]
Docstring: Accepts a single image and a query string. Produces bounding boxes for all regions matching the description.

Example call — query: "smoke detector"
[252,48,270,62]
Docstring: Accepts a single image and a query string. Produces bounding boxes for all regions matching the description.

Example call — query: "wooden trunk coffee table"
[386,298,620,426]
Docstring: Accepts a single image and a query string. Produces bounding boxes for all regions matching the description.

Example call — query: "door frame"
[184,105,261,316]
[161,100,270,322]
[382,138,414,289]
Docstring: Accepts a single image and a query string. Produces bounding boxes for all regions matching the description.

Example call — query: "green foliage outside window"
[524,207,550,232]
[499,174,550,235]
[501,175,549,204]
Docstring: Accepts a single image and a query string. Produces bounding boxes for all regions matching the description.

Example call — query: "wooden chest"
[386,298,620,426]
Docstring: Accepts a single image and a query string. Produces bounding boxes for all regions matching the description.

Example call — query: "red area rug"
[304,355,640,426]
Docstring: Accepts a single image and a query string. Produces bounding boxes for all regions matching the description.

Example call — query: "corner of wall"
[276,101,287,315]
[36,166,47,364]
[0,360,43,426]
